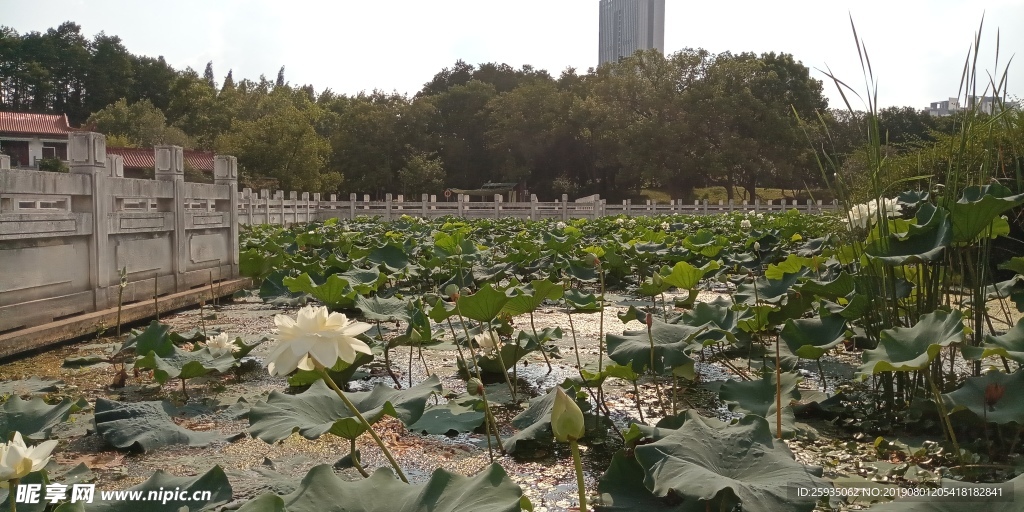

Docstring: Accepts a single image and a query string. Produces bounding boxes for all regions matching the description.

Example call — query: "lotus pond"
[3,197,1024,512]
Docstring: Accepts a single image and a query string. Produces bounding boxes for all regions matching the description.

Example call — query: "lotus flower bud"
[550,387,585,443]
[753,241,761,252]
[467,377,484,396]
[985,383,1006,408]
[585,253,600,267]
[444,284,459,300]
[645,312,653,327]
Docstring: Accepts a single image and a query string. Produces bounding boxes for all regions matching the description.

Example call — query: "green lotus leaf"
[604,362,641,382]
[408,395,486,435]
[354,294,410,323]
[461,339,537,376]
[943,370,1024,425]
[780,313,847,360]
[718,371,801,437]
[860,310,964,374]
[501,280,564,317]
[259,270,309,305]
[681,299,752,346]
[134,347,238,384]
[85,465,232,512]
[95,398,239,452]
[999,256,1024,276]
[240,248,285,281]
[962,319,1024,363]
[598,450,681,511]
[233,336,268,359]
[765,254,811,281]
[123,321,174,357]
[631,411,826,512]
[866,203,950,265]
[682,229,724,257]
[659,260,719,291]
[338,267,384,295]
[0,377,61,396]
[734,271,806,306]
[456,283,510,322]
[364,243,410,271]
[502,383,591,455]
[606,320,702,375]
[564,289,601,312]
[235,463,525,512]
[866,472,1024,511]
[949,184,1024,244]
[286,350,373,387]
[797,271,856,301]
[0,396,82,441]
[248,375,440,442]
[283,273,358,310]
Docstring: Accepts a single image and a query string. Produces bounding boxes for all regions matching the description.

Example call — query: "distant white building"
[598,0,666,66]
[927,95,1017,116]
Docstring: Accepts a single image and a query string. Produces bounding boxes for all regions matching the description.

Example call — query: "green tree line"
[0,21,974,200]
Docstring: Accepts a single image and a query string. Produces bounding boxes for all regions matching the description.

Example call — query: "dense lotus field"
[4,189,1024,512]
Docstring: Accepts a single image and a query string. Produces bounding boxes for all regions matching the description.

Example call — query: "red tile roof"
[106,147,215,172]
[0,111,75,136]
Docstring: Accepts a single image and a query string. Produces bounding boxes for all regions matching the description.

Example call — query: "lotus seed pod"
[550,387,585,443]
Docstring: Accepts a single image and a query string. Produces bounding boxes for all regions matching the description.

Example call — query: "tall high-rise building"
[598,0,666,66]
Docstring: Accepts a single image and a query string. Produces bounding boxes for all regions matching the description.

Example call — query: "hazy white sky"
[3,0,1022,109]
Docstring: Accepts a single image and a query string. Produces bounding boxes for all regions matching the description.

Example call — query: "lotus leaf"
[860,310,964,374]
[134,347,238,385]
[949,184,1024,244]
[718,371,801,436]
[606,320,702,375]
[866,203,951,265]
[86,466,232,512]
[95,398,239,452]
[780,313,847,360]
[236,463,526,512]
[625,412,826,512]
[0,396,82,441]
[248,375,440,442]
[943,370,1024,424]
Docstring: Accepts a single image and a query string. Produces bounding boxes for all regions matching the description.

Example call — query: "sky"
[3,0,1022,110]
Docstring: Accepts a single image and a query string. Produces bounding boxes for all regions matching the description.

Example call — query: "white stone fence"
[238,192,838,225]
[0,133,239,335]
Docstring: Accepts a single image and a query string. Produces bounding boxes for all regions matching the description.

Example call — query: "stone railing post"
[349,193,357,219]
[458,194,465,218]
[494,194,501,219]
[0,154,10,170]
[155,145,185,292]
[214,155,239,277]
[561,194,569,221]
[625,199,632,216]
[530,194,538,220]
[385,193,393,220]
[69,132,109,309]
[422,194,429,218]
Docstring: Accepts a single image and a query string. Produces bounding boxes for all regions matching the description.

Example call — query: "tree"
[215,89,337,192]
[398,152,445,196]
[276,66,285,88]
[84,32,134,116]
[203,61,216,89]
[85,98,191,147]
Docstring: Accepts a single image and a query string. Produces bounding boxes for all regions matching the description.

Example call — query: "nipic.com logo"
[15,484,213,505]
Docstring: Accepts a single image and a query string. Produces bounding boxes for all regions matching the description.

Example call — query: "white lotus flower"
[740,219,752,230]
[205,333,239,358]
[556,221,567,230]
[551,387,585,443]
[268,305,373,376]
[660,222,670,231]
[0,432,57,481]
[615,218,625,225]
[474,331,499,354]
[753,241,761,251]
[847,197,902,230]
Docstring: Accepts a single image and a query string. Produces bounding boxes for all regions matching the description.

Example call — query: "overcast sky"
[4,0,1022,110]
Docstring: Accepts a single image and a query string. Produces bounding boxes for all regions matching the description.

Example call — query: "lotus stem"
[10,478,18,512]
[377,321,402,388]
[570,439,587,512]
[408,344,414,388]
[350,438,370,478]
[487,326,517,401]
[453,305,505,457]
[529,312,553,373]
[633,380,645,423]
[646,320,668,415]
[924,370,963,466]
[316,365,409,483]
[775,336,782,439]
